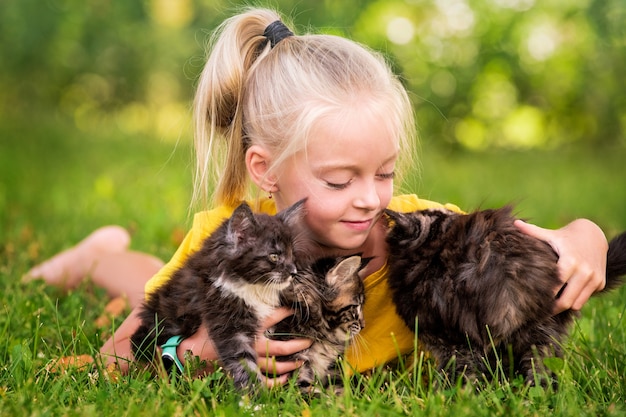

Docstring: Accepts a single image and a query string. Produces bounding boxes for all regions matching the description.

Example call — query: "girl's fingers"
[515,218,608,314]
[261,306,295,328]
[258,355,303,376]
[554,261,599,312]
[256,336,312,357]
[255,317,312,383]
[260,372,291,388]
[513,220,557,250]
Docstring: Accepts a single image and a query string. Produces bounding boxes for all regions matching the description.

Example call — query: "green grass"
[1,115,626,416]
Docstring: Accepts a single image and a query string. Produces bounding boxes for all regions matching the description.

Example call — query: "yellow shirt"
[144,194,461,373]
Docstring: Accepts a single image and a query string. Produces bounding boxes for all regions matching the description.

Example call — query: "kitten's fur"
[385,206,626,386]
[131,200,365,393]
[267,256,366,394]
[131,201,307,390]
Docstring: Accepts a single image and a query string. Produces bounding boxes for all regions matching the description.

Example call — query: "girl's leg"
[24,226,164,309]
[28,226,166,375]
[88,251,164,308]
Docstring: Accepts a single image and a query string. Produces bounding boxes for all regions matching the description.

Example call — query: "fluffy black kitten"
[385,206,626,386]
[131,200,308,390]
[267,255,366,394]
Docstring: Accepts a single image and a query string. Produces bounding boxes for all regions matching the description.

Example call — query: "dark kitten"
[131,200,308,391]
[267,255,366,395]
[385,206,626,386]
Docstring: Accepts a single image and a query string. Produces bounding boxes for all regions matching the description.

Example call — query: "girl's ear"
[245,145,278,193]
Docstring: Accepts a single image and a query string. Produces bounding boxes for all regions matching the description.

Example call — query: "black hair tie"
[263,20,294,48]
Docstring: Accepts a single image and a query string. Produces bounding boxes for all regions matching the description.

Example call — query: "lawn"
[1,115,625,416]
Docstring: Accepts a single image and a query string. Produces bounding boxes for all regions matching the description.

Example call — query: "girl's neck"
[315,217,388,279]
[357,218,388,277]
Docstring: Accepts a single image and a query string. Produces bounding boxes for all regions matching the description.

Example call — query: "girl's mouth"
[342,219,373,232]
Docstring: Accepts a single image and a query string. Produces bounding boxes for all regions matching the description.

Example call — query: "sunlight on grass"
[1,116,625,415]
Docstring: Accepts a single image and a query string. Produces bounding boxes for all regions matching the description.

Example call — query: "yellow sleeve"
[345,194,462,372]
[144,198,278,298]
[387,193,463,213]
[144,205,235,297]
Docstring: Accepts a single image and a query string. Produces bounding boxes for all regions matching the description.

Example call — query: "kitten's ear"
[280,199,315,264]
[384,208,400,223]
[277,198,307,227]
[226,202,258,245]
[384,209,406,232]
[326,256,361,287]
[359,256,374,270]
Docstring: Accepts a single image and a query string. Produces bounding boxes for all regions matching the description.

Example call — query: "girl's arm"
[100,306,311,385]
[177,307,311,384]
[514,218,608,313]
[99,306,144,373]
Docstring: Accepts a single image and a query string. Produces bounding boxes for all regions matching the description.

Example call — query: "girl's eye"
[268,254,279,262]
[326,181,350,190]
[377,172,395,180]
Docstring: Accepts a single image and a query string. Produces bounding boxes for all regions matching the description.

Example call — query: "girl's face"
[273,109,398,254]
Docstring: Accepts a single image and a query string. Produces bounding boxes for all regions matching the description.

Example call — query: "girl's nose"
[354,180,380,211]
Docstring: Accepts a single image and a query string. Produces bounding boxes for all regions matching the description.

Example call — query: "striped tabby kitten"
[385,206,626,386]
[267,255,366,394]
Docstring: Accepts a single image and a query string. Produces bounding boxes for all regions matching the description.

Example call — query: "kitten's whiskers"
[345,334,369,366]
[292,285,311,321]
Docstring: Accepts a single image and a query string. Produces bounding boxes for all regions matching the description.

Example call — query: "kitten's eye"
[268,253,279,262]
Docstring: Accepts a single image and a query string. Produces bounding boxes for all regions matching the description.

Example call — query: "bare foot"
[23,226,131,289]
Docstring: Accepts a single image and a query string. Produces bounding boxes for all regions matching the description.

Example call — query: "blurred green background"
[1,4,625,414]
[2,0,625,149]
[1,0,626,260]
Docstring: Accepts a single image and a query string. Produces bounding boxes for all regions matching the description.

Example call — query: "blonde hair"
[192,7,417,208]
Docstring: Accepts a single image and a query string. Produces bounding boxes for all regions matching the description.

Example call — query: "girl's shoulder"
[192,198,277,234]
[389,194,463,213]
[145,199,276,296]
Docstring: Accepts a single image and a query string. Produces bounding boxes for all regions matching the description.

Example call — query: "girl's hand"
[255,307,313,387]
[180,307,312,386]
[177,325,218,376]
[515,218,608,313]
[101,306,311,386]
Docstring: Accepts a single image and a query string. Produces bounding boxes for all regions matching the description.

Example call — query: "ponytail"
[192,8,282,208]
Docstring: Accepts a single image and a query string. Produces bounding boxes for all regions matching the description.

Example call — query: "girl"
[25,8,608,385]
